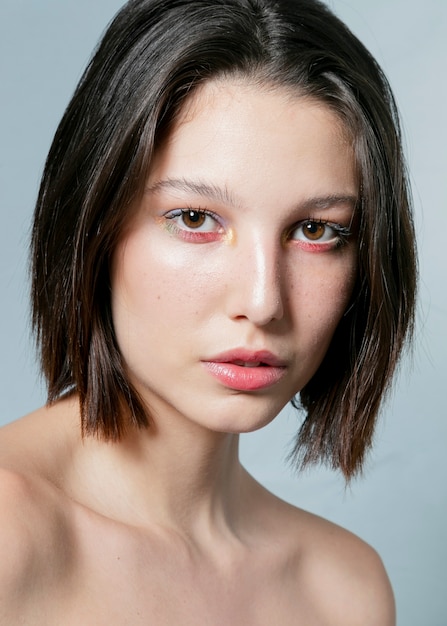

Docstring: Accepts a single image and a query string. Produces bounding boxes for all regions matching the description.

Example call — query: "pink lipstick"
[202,349,287,391]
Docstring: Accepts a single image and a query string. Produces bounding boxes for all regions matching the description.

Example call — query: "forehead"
[149,79,357,207]
[169,76,352,141]
[173,77,350,140]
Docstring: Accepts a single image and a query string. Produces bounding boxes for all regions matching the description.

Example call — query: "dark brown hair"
[31,0,417,478]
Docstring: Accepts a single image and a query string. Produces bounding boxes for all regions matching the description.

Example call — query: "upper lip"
[203,349,287,367]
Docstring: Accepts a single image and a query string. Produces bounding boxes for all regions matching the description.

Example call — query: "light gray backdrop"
[1,1,445,624]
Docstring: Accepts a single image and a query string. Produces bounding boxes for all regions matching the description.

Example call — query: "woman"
[0,0,416,623]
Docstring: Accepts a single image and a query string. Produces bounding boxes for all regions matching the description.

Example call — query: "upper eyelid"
[291,217,351,232]
[165,207,222,222]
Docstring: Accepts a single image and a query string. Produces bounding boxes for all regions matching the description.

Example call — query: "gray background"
[1,1,445,624]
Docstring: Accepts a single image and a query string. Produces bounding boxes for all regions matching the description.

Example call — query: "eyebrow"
[146,177,241,208]
[299,194,358,212]
[146,177,357,212]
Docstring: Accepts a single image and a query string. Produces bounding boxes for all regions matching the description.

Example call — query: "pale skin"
[0,81,395,625]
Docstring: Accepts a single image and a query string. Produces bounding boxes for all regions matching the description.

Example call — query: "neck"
[71,405,249,541]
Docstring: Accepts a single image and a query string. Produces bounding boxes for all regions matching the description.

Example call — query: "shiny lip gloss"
[202,349,287,391]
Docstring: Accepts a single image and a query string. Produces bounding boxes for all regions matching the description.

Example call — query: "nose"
[227,234,285,326]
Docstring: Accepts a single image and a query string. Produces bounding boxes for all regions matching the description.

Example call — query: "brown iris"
[303,221,326,241]
[182,210,206,229]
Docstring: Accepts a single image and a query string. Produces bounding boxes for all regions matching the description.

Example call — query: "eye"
[166,209,223,233]
[292,220,335,242]
[161,208,225,242]
[290,219,351,247]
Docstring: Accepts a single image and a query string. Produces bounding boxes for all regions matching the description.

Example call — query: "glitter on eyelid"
[223,227,236,245]
[155,216,177,236]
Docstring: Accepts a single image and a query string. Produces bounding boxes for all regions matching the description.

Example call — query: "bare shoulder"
[284,503,395,626]
[251,484,395,626]
[0,467,74,589]
[0,406,78,621]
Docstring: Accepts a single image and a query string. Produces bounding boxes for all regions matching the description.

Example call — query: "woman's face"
[111,80,358,434]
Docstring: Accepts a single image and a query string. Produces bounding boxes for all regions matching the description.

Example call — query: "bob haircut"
[31,0,416,479]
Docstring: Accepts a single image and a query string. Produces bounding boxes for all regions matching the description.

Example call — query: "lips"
[208,349,286,367]
[232,360,262,367]
[202,349,287,391]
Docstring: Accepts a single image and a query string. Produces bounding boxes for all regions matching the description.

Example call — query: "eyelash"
[289,218,352,250]
[163,208,224,242]
[163,209,352,249]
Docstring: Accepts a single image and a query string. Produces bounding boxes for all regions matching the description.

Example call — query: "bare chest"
[59,551,296,625]
[44,528,314,626]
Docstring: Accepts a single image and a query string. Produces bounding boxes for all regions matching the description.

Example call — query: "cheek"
[318,271,355,322]
[110,236,214,338]
[292,252,357,342]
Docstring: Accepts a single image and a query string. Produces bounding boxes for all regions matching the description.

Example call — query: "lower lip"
[202,362,286,391]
